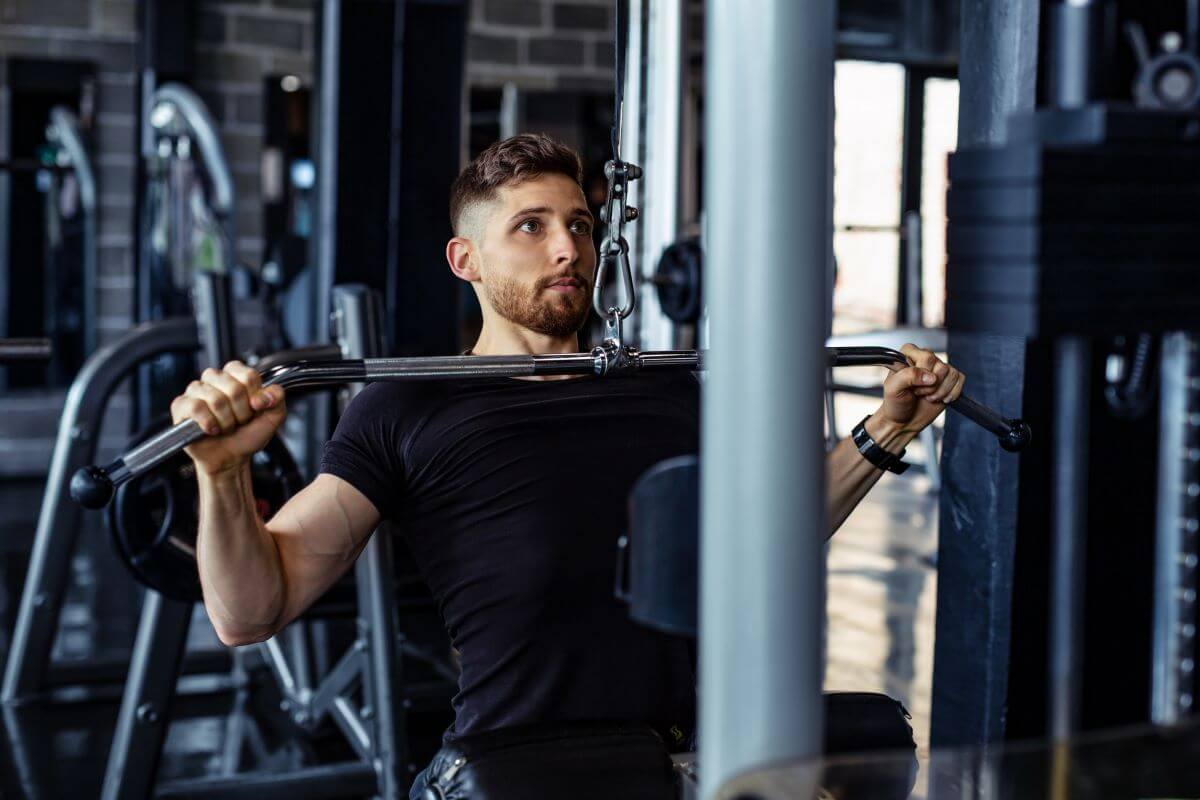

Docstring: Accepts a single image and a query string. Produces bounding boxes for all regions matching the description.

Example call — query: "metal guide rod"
[1049,336,1090,746]
[635,0,688,351]
[69,346,1029,510]
[1152,332,1200,723]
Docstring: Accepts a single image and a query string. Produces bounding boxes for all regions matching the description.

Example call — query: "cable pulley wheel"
[106,415,302,603]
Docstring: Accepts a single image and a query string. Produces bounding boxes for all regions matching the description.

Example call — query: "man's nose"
[550,225,579,265]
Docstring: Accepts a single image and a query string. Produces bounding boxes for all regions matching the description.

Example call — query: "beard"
[483,268,592,338]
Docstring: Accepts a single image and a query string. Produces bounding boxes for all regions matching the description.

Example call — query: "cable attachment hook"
[594,158,642,348]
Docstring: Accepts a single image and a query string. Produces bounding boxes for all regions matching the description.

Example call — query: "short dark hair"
[449,133,584,234]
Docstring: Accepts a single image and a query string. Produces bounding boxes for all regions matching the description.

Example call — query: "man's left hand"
[877,343,965,435]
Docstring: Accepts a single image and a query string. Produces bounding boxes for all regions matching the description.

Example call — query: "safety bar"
[71,346,1030,509]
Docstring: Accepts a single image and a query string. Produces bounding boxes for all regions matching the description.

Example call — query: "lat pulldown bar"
[70,346,1030,510]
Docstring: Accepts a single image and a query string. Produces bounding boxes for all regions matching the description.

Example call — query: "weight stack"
[946,105,1200,337]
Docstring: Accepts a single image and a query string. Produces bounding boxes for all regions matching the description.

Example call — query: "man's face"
[470,174,597,338]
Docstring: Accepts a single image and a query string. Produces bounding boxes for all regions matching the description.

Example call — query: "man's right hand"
[171,360,287,476]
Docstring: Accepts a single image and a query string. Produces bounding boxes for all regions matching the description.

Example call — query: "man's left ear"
[446,236,479,282]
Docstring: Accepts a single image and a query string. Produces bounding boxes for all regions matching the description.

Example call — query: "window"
[832,61,905,335]
[832,61,959,335]
[920,77,959,328]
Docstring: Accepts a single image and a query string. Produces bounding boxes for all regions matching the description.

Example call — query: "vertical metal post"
[105,173,238,794]
[315,0,340,346]
[1152,332,1200,723]
[306,0,341,478]
[1047,0,1106,749]
[931,0,1039,751]
[0,78,11,379]
[633,0,686,351]
[902,211,923,327]
[1048,0,1110,110]
[193,272,236,368]
[101,592,194,800]
[700,1,833,796]
[619,0,645,336]
[1049,337,1090,741]
[334,285,404,797]
[897,67,926,327]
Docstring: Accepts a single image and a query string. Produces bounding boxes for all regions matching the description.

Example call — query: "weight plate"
[654,238,703,324]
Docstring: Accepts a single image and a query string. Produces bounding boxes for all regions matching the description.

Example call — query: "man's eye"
[570,220,592,235]
[518,219,540,233]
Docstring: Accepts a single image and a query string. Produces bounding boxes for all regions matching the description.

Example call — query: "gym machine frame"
[1,316,204,703]
[101,285,455,799]
[138,286,410,800]
[938,0,1200,782]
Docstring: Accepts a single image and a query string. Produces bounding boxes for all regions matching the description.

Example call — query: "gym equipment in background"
[0,107,96,388]
[41,108,97,385]
[135,84,237,425]
[0,338,51,364]
[1,314,204,705]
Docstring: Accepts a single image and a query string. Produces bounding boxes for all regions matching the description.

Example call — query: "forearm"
[826,412,916,534]
[196,466,287,644]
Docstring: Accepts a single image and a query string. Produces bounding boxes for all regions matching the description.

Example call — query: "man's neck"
[471,322,580,358]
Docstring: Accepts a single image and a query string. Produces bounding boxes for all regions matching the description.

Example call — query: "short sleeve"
[319,383,408,519]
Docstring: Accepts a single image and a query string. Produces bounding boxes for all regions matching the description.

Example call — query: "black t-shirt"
[319,371,699,745]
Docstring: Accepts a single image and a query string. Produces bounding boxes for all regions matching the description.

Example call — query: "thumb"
[258,396,287,429]
[886,366,937,394]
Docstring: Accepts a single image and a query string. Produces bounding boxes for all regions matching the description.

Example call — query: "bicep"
[265,473,382,627]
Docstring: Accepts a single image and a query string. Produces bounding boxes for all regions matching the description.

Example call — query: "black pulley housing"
[653,238,703,324]
[106,416,303,602]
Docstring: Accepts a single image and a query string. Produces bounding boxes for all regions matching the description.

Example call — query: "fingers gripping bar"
[71,348,1029,509]
[827,346,1032,453]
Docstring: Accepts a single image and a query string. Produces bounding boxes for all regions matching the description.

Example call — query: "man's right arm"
[172,360,382,646]
[197,470,380,646]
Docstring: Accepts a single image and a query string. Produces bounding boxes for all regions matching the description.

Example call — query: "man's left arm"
[827,344,964,535]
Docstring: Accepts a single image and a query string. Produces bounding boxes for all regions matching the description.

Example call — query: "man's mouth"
[546,277,584,293]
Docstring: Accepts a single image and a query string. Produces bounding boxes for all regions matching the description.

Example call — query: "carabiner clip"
[593,237,637,324]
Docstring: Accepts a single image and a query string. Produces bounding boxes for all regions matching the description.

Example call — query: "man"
[174,134,962,795]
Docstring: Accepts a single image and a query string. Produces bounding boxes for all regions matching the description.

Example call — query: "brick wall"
[467,0,615,91]
[0,0,139,473]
